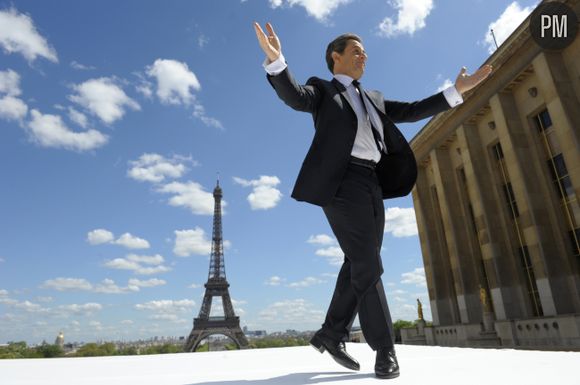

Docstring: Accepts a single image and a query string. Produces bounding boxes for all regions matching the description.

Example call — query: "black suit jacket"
[267,67,451,207]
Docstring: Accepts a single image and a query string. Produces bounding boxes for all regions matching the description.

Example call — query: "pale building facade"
[403,0,580,349]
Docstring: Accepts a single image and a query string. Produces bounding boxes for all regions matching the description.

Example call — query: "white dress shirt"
[264,54,463,162]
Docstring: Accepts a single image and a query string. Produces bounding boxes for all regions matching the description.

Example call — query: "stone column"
[413,167,460,325]
[430,147,481,324]
[456,123,527,320]
[532,52,580,312]
[490,89,570,316]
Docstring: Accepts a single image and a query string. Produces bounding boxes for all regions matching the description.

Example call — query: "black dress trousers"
[320,162,394,351]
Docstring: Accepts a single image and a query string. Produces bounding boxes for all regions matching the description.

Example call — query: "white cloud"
[0,289,8,297]
[483,1,537,53]
[378,0,433,37]
[128,153,193,183]
[307,234,335,246]
[40,276,162,294]
[158,181,217,215]
[259,299,324,323]
[70,61,95,71]
[307,234,343,266]
[265,276,284,286]
[128,278,166,288]
[133,72,153,98]
[0,95,28,121]
[130,265,171,275]
[87,229,150,249]
[391,300,430,322]
[173,228,211,257]
[41,278,93,291]
[121,320,134,325]
[94,279,138,294]
[145,58,222,128]
[103,255,171,275]
[136,82,153,98]
[198,34,209,48]
[188,283,201,289]
[0,70,27,121]
[0,8,58,63]
[87,229,115,245]
[27,109,108,151]
[95,277,165,293]
[135,299,195,313]
[146,59,200,105]
[13,300,47,313]
[315,246,343,266]
[104,258,141,271]
[57,303,102,316]
[192,103,223,129]
[127,254,164,265]
[384,207,418,237]
[287,276,326,288]
[67,107,88,128]
[0,297,16,306]
[149,313,182,322]
[269,0,352,22]
[401,267,427,287]
[69,77,140,124]
[436,78,453,93]
[115,233,150,249]
[172,229,231,258]
[0,69,22,96]
[104,257,150,271]
[233,175,282,210]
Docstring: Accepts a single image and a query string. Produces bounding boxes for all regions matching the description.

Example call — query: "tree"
[37,344,64,358]
[393,319,416,330]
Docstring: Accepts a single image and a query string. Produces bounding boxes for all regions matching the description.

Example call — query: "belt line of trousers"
[320,163,394,350]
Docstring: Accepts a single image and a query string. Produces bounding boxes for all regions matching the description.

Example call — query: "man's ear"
[331,51,341,64]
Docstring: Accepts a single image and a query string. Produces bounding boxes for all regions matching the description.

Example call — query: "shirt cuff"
[263,53,287,76]
[442,85,463,107]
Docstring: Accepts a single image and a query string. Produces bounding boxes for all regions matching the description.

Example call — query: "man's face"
[332,39,367,80]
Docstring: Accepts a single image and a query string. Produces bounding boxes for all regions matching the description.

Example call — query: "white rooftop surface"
[1,344,578,385]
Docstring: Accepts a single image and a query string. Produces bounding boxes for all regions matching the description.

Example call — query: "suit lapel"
[331,78,357,117]
[364,90,386,116]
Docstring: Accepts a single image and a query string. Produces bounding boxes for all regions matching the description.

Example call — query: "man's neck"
[334,73,354,87]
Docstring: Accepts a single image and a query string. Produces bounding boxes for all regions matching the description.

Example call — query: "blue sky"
[0,0,539,344]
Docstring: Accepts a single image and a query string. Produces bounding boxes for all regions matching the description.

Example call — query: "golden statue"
[479,285,489,311]
[417,298,424,320]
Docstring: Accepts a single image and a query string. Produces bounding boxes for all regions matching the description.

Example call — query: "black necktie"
[352,80,387,154]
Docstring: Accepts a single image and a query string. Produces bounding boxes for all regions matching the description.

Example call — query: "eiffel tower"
[185,179,249,351]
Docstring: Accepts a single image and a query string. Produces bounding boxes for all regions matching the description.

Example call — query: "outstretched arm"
[254,22,320,113]
[385,64,493,122]
[454,64,493,95]
[254,22,281,64]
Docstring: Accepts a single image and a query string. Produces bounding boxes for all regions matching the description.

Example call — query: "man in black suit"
[254,22,491,379]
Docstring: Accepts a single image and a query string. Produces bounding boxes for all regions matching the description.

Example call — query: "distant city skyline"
[0,0,539,344]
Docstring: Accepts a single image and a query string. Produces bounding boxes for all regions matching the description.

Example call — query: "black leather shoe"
[310,331,360,371]
[375,348,400,379]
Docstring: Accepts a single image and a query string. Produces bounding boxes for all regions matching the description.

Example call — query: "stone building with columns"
[402,0,580,349]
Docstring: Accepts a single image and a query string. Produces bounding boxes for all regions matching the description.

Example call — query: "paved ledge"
[1,343,578,385]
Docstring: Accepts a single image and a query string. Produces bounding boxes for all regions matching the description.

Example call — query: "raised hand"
[454,64,493,95]
[253,22,281,63]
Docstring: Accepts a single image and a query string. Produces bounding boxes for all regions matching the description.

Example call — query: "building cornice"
[411,0,578,164]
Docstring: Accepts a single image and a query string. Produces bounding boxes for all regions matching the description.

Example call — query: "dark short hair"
[325,33,362,74]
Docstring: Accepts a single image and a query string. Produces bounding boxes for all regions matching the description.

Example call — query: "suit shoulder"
[306,76,332,87]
